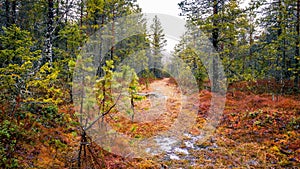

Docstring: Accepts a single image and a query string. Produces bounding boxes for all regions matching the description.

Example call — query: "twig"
[83,94,121,131]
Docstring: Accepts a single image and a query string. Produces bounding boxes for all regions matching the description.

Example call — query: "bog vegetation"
[0,0,299,168]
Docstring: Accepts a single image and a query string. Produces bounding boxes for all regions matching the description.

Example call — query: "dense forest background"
[0,0,299,168]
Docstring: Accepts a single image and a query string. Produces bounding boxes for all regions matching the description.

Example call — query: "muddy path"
[136,78,218,167]
[100,78,300,168]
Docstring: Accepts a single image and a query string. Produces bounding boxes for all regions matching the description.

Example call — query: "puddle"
[138,79,219,166]
[145,132,219,166]
[170,154,180,160]
[174,147,189,155]
[154,137,178,153]
[145,136,179,155]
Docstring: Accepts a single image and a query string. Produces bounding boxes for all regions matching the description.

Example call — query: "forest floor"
[8,78,300,168]
[91,78,300,168]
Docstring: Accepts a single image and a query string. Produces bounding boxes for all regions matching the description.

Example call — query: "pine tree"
[179,0,249,87]
[254,0,299,94]
[173,21,207,88]
[149,15,167,78]
[0,25,40,113]
[295,0,300,88]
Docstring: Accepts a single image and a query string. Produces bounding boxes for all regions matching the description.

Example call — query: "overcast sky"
[137,0,183,18]
[137,0,184,52]
[137,0,250,17]
[137,0,250,52]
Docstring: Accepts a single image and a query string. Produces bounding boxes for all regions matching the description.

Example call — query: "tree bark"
[5,0,10,26]
[276,0,282,84]
[111,6,115,61]
[11,0,16,24]
[212,0,219,92]
[45,0,54,65]
[295,0,300,89]
[56,0,59,22]
[80,0,83,27]
[65,0,69,23]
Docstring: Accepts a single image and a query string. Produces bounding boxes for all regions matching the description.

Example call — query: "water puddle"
[145,133,218,166]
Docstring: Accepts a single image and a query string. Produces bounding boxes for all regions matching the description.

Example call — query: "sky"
[137,0,184,52]
[137,0,251,52]
[137,0,250,16]
[137,0,183,18]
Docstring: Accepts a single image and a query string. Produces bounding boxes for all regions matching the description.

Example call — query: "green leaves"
[0,119,26,168]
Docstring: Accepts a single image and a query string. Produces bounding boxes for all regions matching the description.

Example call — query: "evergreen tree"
[254,0,300,94]
[149,15,167,78]
[179,0,249,86]
[0,25,40,112]
[295,0,300,88]
[173,21,207,88]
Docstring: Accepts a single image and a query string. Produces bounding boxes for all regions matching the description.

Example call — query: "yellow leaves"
[91,24,99,29]
[36,146,65,169]
[11,74,20,78]
[25,63,65,104]
[68,59,76,69]
[63,114,73,123]
[271,145,280,153]
[133,159,160,169]
[24,97,35,102]
[21,61,33,69]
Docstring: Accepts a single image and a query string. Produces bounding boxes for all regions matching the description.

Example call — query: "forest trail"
[86,78,300,168]
[133,78,300,168]
[134,78,182,124]
[136,78,211,167]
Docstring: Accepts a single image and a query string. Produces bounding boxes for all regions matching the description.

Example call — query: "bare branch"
[83,94,121,131]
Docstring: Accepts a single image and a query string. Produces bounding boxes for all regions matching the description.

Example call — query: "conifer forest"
[0,0,299,168]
